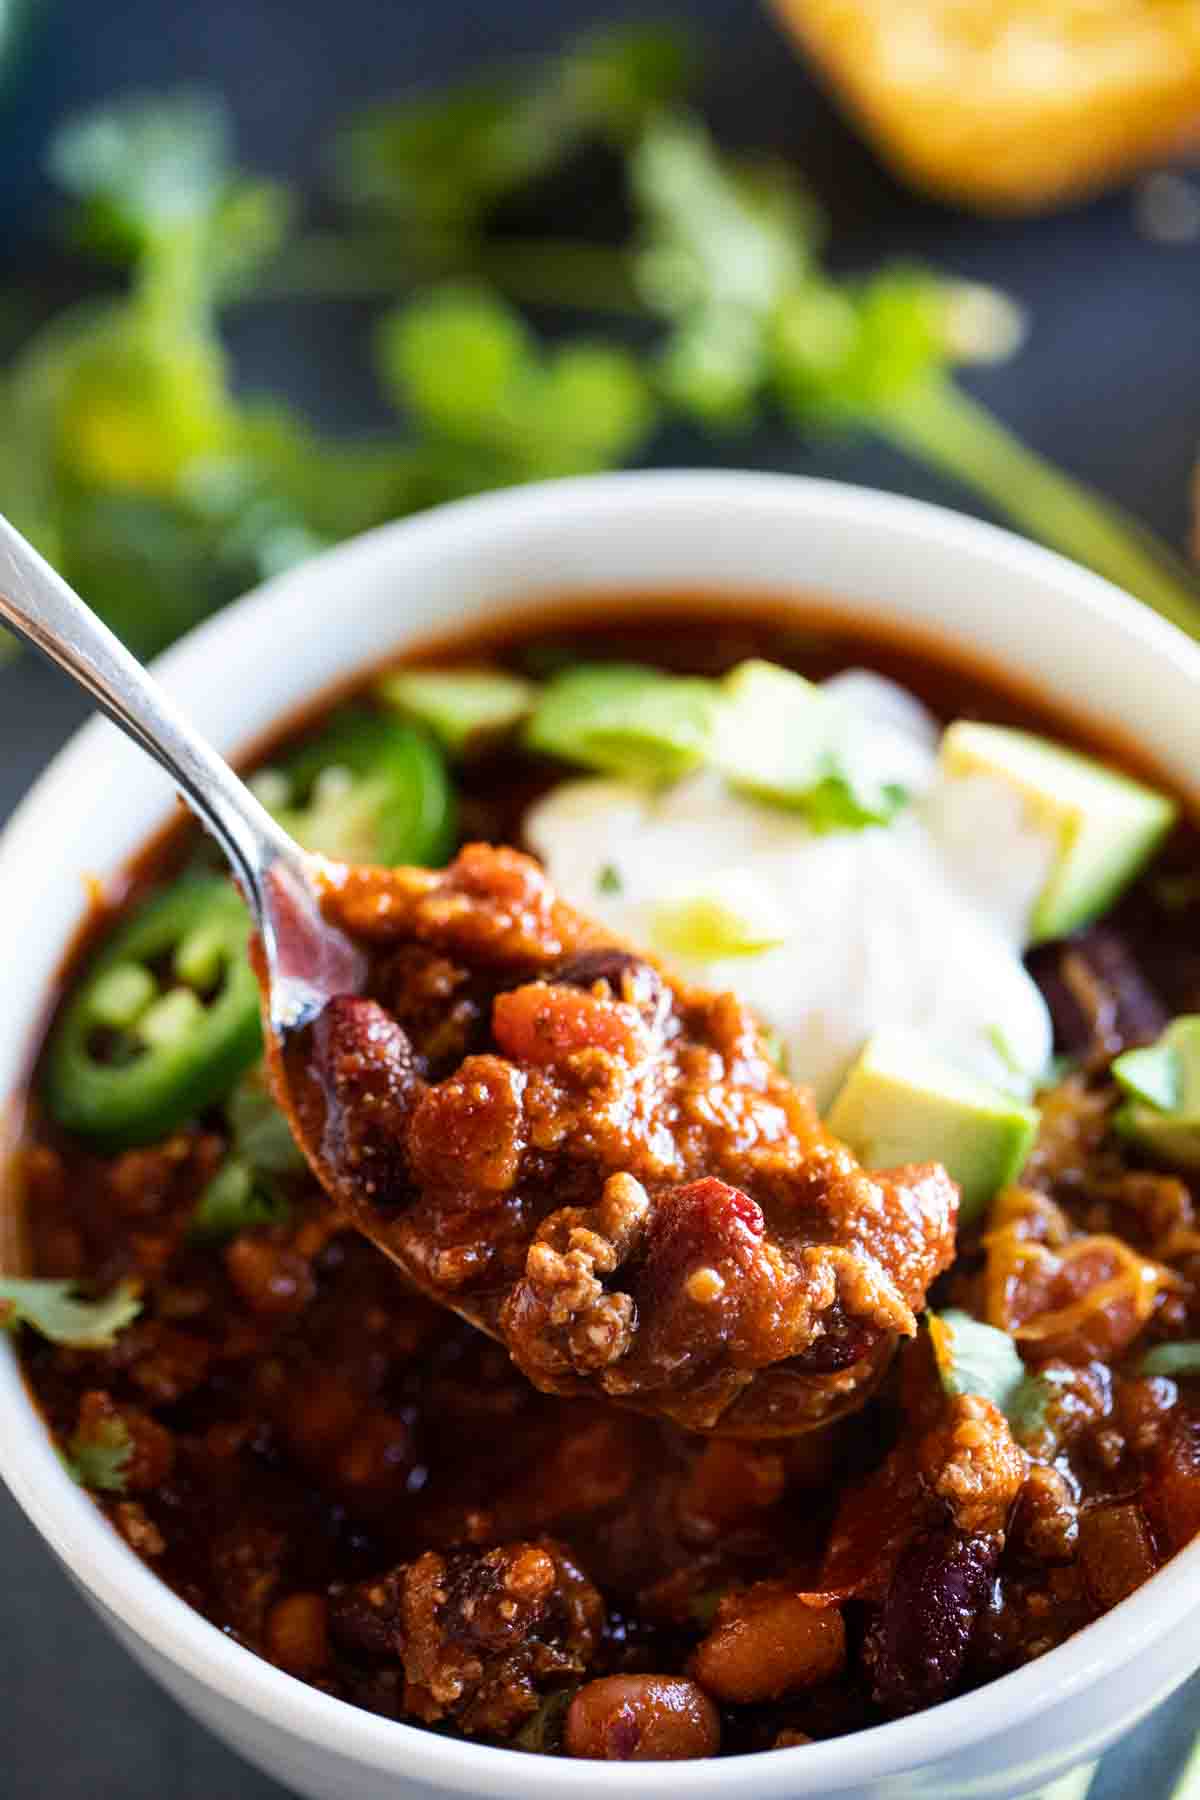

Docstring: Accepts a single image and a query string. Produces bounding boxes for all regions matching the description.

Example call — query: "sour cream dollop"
[525,671,1054,1109]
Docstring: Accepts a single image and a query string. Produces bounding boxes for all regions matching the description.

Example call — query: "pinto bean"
[564,1676,720,1761]
[1146,1410,1200,1553]
[690,1582,846,1703]
[1077,1500,1158,1610]
[225,1238,316,1317]
[266,1592,330,1675]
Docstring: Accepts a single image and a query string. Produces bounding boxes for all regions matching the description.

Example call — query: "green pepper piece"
[266,707,456,867]
[43,876,262,1148]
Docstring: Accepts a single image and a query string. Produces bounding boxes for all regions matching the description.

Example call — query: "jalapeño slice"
[43,876,262,1148]
[258,707,456,867]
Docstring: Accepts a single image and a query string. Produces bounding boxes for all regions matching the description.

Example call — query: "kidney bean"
[552,949,668,1026]
[1028,928,1167,1059]
[866,1529,1000,1714]
[564,1676,720,1761]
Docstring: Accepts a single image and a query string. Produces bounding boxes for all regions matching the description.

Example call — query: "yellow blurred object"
[769,0,1200,211]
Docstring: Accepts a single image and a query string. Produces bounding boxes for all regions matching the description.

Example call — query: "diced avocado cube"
[826,1029,1039,1222]
[939,722,1176,945]
[1114,1015,1200,1170]
[715,659,911,829]
[523,662,719,782]
[379,668,536,756]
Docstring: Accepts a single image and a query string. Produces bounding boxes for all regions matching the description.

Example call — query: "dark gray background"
[2,1,1200,1792]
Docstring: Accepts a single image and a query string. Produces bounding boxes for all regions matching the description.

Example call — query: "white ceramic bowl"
[3,471,1200,1800]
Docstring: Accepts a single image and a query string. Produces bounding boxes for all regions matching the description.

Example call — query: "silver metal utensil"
[0,511,365,1038]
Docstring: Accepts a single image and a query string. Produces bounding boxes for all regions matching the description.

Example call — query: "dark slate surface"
[2,1,1200,1794]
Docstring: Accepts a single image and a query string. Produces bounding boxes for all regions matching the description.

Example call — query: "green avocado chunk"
[1114,1015,1200,1170]
[714,659,911,830]
[378,667,536,756]
[825,1029,1039,1223]
[939,721,1176,945]
[523,661,720,782]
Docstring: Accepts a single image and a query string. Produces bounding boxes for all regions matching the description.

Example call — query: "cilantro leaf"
[49,91,294,292]
[772,267,953,429]
[1141,1342,1200,1378]
[65,1413,134,1493]
[632,114,818,426]
[378,284,656,479]
[49,90,231,234]
[0,1277,142,1348]
[189,1158,291,1245]
[515,1686,579,1755]
[227,1066,307,1177]
[335,24,696,236]
[928,1308,1051,1438]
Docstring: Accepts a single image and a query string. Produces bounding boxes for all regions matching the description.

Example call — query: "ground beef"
[268,845,957,1435]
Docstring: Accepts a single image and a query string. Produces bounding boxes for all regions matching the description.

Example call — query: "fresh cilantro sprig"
[0,1276,142,1348]
[4,23,1200,666]
[64,1412,134,1493]
[928,1307,1056,1440]
[332,23,697,238]
[377,284,656,481]
[627,114,1200,638]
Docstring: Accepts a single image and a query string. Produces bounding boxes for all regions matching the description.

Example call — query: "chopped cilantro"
[928,1308,1053,1439]
[515,1686,579,1755]
[596,863,624,895]
[1141,1342,1200,1379]
[227,1064,307,1177]
[189,1157,291,1245]
[0,1276,141,1348]
[2,27,1199,675]
[65,1413,134,1494]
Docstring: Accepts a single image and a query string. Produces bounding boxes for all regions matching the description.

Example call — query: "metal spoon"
[0,512,366,1039]
[0,513,910,1439]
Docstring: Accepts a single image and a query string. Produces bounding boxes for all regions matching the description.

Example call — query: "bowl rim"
[4,466,1200,1795]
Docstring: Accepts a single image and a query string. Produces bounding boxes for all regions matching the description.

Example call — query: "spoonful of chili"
[0,513,959,1437]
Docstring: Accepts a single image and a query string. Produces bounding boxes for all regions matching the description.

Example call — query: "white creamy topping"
[524,671,1055,1109]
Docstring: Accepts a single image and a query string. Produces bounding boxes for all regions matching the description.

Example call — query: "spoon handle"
[0,511,297,904]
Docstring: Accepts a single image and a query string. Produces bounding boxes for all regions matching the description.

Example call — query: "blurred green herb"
[514,1685,579,1754]
[0,1275,142,1347]
[377,283,655,480]
[2,23,1199,667]
[64,1410,134,1494]
[189,1157,292,1245]
[332,24,697,238]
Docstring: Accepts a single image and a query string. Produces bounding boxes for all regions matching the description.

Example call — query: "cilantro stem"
[880,378,1200,641]
[251,233,641,314]
[476,240,641,314]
